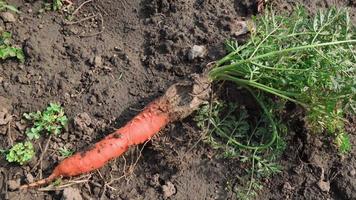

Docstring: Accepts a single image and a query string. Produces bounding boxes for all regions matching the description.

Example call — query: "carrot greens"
[209,7,355,153]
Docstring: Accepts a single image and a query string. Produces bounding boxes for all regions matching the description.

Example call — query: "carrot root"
[19,73,211,190]
[19,173,57,190]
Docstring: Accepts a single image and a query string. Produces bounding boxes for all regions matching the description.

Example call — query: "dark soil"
[0,0,355,200]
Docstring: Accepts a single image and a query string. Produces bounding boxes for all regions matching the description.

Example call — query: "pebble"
[162,181,176,198]
[188,45,207,60]
[92,55,102,67]
[232,20,252,37]
[74,112,92,130]
[318,180,330,192]
[69,27,79,35]
[282,182,292,191]
[7,179,21,190]
[62,187,83,200]
[26,173,34,183]
[1,12,16,23]
[15,120,27,131]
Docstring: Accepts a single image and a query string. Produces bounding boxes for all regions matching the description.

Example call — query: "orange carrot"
[19,74,211,189]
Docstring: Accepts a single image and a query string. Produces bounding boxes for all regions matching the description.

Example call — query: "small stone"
[0,76,3,83]
[1,12,16,23]
[15,120,27,131]
[232,20,252,37]
[8,179,21,190]
[162,181,176,199]
[114,46,122,51]
[314,138,323,148]
[74,113,92,130]
[38,24,44,29]
[26,173,34,183]
[69,27,79,35]
[188,45,207,60]
[61,132,69,140]
[28,8,33,13]
[349,168,356,177]
[92,55,102,67]
[318,180,330,192]
[282,182,292,191]
[62,187,83,200]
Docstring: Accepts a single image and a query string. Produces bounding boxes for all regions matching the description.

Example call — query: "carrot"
[19,74,210,189]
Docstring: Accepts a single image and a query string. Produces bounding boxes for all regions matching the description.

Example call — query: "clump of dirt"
[0,0,355,199]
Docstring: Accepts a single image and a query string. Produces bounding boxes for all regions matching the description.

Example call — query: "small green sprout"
[5,142,35,165]
[0,32,25,62]
[52,178,62,186]
[52,0,63,11]
[59,147,74,158]
[24,103,68,140]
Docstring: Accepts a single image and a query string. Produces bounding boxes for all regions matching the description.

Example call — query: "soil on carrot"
[0,0,355,200]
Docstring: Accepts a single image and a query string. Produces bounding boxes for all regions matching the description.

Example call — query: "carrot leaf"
[209,6,355,153]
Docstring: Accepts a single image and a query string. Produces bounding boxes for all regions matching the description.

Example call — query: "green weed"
[58,147,74,157]
[24,103,68,140]
[0,32,24,62]
[52,0,63,11]
[5,141,35,165]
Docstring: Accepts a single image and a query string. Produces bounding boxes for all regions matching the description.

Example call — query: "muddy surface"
[0,0,355,199]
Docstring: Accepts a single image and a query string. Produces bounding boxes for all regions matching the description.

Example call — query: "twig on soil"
[94,5,108,16]
[1,169,9,199]
[72,0,93,16]
[64,14,96,25]
[94,138,150,196]
[128,139,150,175]
[7,119,13,147]
[79,13,104,38]
[96,170,119,199]
[37,174,92,191]
[31,135,53,179]
[95,167,125,199]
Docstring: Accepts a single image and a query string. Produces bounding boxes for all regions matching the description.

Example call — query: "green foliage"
[0,32,25,62]
[52,0,63,11]
[195,100,286,199]
[5,142,35,165]
[0,1,20,13]
[210,7,355,153]
[24,103,68,140]
[58,147,73,157]
[335,132,351,154]
[236,152,282,200]
[52,178,62,186]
